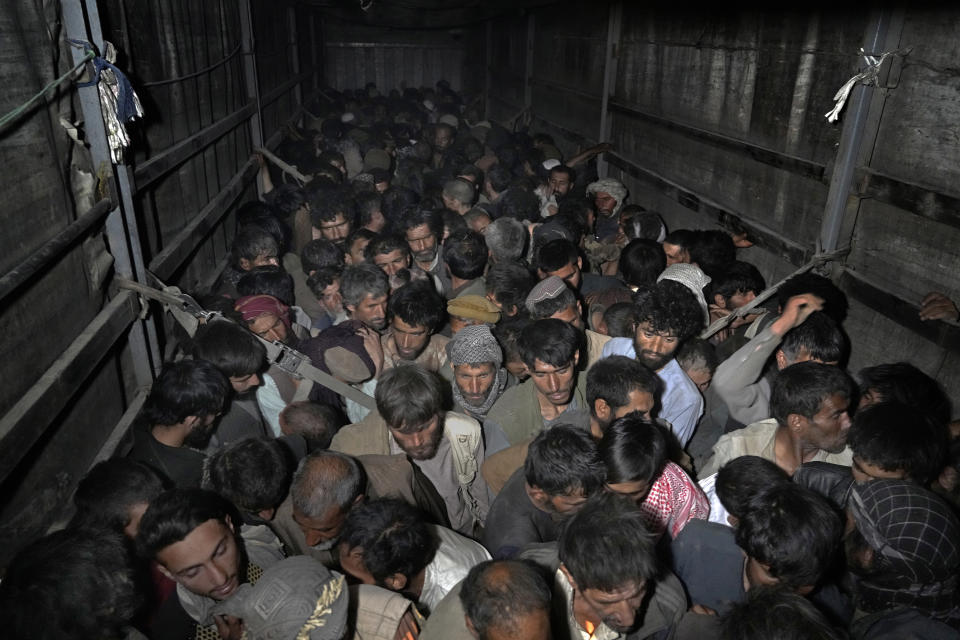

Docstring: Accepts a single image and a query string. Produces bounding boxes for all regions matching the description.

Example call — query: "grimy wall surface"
[0,0,321,564]
[484,3,960,407]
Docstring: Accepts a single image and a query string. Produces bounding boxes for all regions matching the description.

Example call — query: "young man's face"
[540,260,582,291]
[550,303,585,331]
[548,170,573,197]
[530,357,577,408]
[229,372,261,394]
[391,316,431,361]
[347,236,371,265]
[240,252,279,271]
[575,578,647,634]
[318,212,351,246]
[633,322,679,372]
[348,293,388,331]
[389,413,444,460]
[319,279,343,316]
[797,392,852,454]
[249,312,288,343]
[662,242,689,266]
[156,518,241,601]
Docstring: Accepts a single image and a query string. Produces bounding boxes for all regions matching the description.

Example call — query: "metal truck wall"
[484,3,960,407]
[0,0,322,565]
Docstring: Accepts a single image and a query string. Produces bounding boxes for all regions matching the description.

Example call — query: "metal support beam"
[239,0,265,172]
[523,13,535,114]
[62,0,157,385]
[484,20,492,120]
[288,7,303,114]
[597,1,622,178]
[819,9,894,254]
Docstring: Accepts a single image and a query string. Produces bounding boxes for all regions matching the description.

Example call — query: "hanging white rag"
[825,47,902,123]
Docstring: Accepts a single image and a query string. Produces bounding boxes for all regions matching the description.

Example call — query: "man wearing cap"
[447,293,500,335]
[525,275,610,370]
[846,479,960,635]
[448,324,513,422]
[601,277,705,447]
[586,177,629,240]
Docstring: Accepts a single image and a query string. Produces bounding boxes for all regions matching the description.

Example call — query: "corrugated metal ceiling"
[306,0,558,29]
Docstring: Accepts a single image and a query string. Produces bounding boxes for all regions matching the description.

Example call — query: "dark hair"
[637,280,704,342]
[496,187,540,222]
[550,164,576,185]
[444,229,488,280]
[735,484,842,589]
[280,401,343,451]
[486,165,512,193]
[857,362,951,427]
[603,302,640,338]
[339,498,438,584]
[720,586,846,640]
[518,318,581,369]
[619,239,666,288]
[136,488,238,559]
[232,226,279,268]
[662,228,695,249]
[771,362,853,427]
[676,338,719,375]
[460,560,552,637]
[191,320,267,379]
[716,455,790,519]
[0,527,141,640]
[536,238,579,274]
[485,262,537,316]
[141,360,229,427]
[301,238,345,274]
[71,459,164,533]
[346,227,378,256]
[203,438,290,515]
[710,261,766,303]
[847,402,948,484]
[494,315,530,364]
[307,265,343,298]
[399,207,444,239]
[600,416,668,485]
[375,364,447,432]
[559,493,658,591]
[777,273,848,324]
[586,355,660,419]
[355,191,384,227]
[236,265,295,305]
[780,312,847,365]
[265,183,308,217]
[310,193,353,226]
[340,263,390,308]
[236,204,290,253]
[389,279,444,330]
[524,424,605,497]
[440,209,469,238]
[382,187,421,224]
[364,233,410,261]
[688,229,736,279]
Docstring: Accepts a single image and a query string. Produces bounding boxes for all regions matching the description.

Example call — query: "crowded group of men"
[3,80,960,640]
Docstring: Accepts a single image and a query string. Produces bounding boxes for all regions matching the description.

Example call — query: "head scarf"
[235,294,291,332]
[585,178,628,216]
[446,324,508,420]
[848,479,960,626]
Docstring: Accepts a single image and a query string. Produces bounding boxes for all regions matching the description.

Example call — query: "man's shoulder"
[485,379,534,420]
[330,411,390,456]
[601,336,635,358]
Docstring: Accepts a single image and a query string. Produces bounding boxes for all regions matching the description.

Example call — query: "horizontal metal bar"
[0,291,139,485]
[133,101,257,193]
[325,41,461,50]
[261,69,315,109]
[91,388,149,463]
[839,268,960,352]
[149,158,259,281]
[855,168,960,232]
[529,77,602,103]
[606,151,811,266]
[608,99,827,182]
[0,199,113,304]
[530,114,595,147]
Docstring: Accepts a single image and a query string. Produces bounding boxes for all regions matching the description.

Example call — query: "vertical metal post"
[484,20,493,120]
[819,9,893,254]
[597,1,623,178]
[239,0,265,159]
[62,0,158,386]
[523,13,535,115]
[310,13,319,90]
[288,6,302,117]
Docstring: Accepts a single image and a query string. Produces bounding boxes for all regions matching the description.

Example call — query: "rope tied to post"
[68,39,144,163]
[825,47,911,123]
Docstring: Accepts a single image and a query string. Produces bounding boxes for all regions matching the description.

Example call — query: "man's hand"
[689,604,717,616]
[358,326,385,378]
[214,614,244,640]
[919,292,960,322]
[771,294,824,337]
[392,608,421,640]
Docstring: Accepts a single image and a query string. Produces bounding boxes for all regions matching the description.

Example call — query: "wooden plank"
[856,168,960,232]
[839,268,960,352]
[0,199,113,304]
[150,157,259,281]
[0,291,139,484]
[606,151,811,266]
[608,99,826,181]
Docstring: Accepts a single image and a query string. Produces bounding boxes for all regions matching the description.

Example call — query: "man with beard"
[331,364,492,537]
[137,488,285,638]
[601,279,705,446]
[382,279,450,373]
[483,425,605,559]
[586,355,658,438]
[340,263,390,333]
[190,320,270,451]
[585,177,629,240]
[521,492,686,639]
[701,361,855,477]
[447,324,511,422]
[127,360,229,488]
[401,207,452,297]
